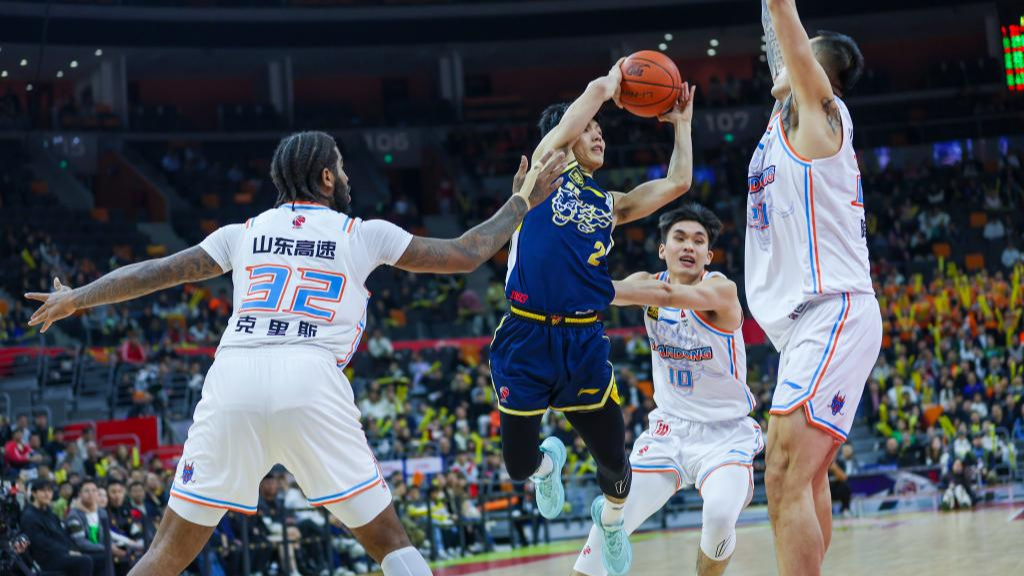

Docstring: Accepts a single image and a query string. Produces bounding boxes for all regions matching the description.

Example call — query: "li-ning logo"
[830,392,847,416]
[583,546,592,557]
[292,215,306,229]
[499,386,510,404]
[653,420,671,437]
[638,445,650,457]
[788,302,810,320]
[181,461,195,485]
[614,466,631,495]
[748,165,776,194]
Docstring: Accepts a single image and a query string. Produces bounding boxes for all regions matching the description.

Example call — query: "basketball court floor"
[434,505,1024,576]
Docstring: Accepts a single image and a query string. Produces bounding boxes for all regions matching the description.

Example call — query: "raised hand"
[25,277,77,333]
[513,149,568,209]
[658,83,697,125]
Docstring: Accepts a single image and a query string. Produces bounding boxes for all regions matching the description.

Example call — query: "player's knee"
[504,451,541,482]
[699,523,737,561]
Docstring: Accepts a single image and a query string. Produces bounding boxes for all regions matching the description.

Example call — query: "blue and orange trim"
[171,486,259,515]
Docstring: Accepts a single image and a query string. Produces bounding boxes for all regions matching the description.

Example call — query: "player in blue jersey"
[489,59,696,575]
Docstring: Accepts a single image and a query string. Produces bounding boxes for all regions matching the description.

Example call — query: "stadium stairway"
[31,145,94,211]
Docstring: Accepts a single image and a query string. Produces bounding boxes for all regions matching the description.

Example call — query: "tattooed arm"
[26,246,224,333]
[765,0,843,156]
[395,150,567,274]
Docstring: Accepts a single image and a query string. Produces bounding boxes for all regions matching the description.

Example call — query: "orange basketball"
[618,51,682,118]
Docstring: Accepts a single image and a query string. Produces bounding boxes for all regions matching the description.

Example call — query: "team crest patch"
[646,306,660,321]
[499,386,510,404]
[830,392,846,416]
[292,215,306,229]
[181,461,195,485]
[568,168,586,187]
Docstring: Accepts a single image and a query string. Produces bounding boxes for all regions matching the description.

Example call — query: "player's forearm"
[70,246,222,310]
[665,120,693,192]
[541,80,614,155]
[398,196,529,274]
[762,0,786,82]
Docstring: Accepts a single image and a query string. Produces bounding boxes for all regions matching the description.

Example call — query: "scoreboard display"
[1003,17,1024,92]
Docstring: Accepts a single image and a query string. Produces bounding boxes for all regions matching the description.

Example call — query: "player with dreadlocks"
[25,130,568,576]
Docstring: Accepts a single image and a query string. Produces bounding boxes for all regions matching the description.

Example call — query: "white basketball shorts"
[168,346,392,527]
[770,292,882,442]
[630,409,764,495]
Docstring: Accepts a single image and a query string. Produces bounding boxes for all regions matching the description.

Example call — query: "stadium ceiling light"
[19,58,27,67]
[26,83,33,91]
[664,33,674,41]
[1,70,6,78]
[710,39,720,47]
[707,48,717,57]
[95,48,103,56]
[56,70,64,78]
[658,43,668,51]
[70,60,78,68]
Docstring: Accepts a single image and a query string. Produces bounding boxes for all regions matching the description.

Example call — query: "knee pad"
[597,459,632,499]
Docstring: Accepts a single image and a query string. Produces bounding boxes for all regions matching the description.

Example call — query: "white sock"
[533,453,554,478]
[381,546,432,576]
[601,499,626,526]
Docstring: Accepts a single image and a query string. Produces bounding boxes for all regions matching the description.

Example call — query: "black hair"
[538,102,602,139]
[270,131,341,207]
[813,30,865,96]
[658,203,723,247]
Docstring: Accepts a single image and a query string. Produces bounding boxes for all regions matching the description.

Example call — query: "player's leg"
[127,507,216,576]
[571,470,678,576]
[695,465,752,576]
[765,411,837,576]
[811,444,841,551]
[272,349,431,576]
[140,350,269,576]
[564,402,632,575]
[498,411,548,481]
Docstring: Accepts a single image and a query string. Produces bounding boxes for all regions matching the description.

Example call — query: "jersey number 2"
[239,264,346,322]
[587,241,607,266]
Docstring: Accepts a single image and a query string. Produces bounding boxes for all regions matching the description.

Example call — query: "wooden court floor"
[449,506,1024,576]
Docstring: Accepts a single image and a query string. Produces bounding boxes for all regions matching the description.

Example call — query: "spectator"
[1002,241,1021,268]
[879,437,901,467]
[119,331,147,365]
[983,216,1005,241]
[367,329,394,367]
[828,452,852,516]
[5,428,43,472]
[941,459,975,510]
[65,479,113,576]
[21,479,95,576]
[106,480,144,576]
[53,482,75,519]
[59,441,87,478]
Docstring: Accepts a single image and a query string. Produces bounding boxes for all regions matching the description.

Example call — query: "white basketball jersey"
[199,202,412,367]
[643,271,755,422]
[745,97,873,350]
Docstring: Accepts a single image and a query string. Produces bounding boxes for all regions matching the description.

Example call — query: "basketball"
[618,50,682,117]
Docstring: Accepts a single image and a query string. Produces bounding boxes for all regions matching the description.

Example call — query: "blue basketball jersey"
[504,160,615,314]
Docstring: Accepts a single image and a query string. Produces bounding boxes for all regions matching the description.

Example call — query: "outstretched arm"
[533,59,623,163]
[395,150,567,274]
[612,276,743,329]
[766,0,840,135]
[26,246,224,333]
[612,85,696,225]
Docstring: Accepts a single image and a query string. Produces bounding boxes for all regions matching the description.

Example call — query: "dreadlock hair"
[658,202,723,247]
[270,131,341,207]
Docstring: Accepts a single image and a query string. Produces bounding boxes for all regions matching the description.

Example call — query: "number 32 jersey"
[199,202,412,367]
